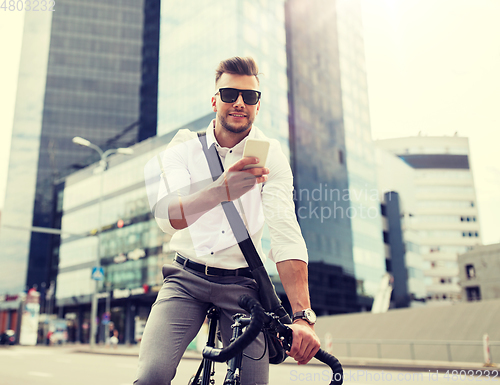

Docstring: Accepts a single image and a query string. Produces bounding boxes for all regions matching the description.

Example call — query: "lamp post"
[72,136,133,349]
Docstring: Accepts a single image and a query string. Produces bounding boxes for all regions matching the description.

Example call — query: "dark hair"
[215,56,259,85]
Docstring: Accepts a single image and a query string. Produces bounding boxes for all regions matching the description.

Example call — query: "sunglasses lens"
[220,89,239,103]
[242,91,259,105]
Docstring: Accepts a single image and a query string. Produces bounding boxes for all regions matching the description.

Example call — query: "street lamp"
[72,136,133,349]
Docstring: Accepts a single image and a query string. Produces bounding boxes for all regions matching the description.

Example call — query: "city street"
[1,345,497,384]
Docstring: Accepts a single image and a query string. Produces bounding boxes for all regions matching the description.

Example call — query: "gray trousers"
[133,261,269,385]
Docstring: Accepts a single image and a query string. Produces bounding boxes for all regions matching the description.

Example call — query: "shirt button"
[229,150,232,153]
[211,252,214,255]
[222,230,225,234]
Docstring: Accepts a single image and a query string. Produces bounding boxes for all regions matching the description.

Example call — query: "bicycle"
[188,295,343,385]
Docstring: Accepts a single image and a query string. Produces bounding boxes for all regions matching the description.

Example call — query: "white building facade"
[376,135,482,304]
[375,148,426,306]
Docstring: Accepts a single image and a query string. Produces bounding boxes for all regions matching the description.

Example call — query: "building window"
[383,231,389,244]
[465,264,475,279]
[466,286,481,302]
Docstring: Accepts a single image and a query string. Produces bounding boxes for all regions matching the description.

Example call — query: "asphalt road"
[0,346,498,384]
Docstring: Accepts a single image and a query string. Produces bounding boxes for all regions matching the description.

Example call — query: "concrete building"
[376,135,482,304]
[458,243,500,302]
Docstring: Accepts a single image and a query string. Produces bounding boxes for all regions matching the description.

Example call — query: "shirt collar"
[205,119,256,155]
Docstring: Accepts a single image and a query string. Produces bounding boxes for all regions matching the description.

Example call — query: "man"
[135,57,320,385]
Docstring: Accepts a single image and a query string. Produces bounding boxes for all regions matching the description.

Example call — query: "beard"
[219,113,254,134]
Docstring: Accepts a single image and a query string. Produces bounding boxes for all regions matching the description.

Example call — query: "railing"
[330,339,500,362]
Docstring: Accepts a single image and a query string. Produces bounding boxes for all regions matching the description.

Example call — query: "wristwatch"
[292,308,317,325]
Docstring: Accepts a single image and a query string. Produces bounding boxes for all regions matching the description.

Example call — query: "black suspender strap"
[197,132,291,324]
[197,132,263,271]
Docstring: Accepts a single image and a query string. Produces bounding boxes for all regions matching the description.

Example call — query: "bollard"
[483,334,494,367]
[324,333,333,354]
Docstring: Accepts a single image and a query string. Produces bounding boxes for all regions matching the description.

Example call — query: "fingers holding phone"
[229,138,270,179]
[220,139,270,201]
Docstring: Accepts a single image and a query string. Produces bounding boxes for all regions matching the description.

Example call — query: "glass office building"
[156,0,290,157]
[286,0,356,314]
[156,0,290,281]
[56,115,213,344]
[336,0,386,308]
[285,0,385,313]
[0,0,159,298]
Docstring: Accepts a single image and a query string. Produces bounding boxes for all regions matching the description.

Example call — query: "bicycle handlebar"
[202,295,265,363]
[202,295,343,385]
[314,349,344,385]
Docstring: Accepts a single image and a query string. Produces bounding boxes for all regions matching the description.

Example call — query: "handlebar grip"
[202,295,265,362]
[314,349,343,385]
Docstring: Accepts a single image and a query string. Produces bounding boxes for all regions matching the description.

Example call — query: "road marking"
[28,372,53,377]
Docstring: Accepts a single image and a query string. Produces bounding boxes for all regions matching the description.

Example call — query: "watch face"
[305,309,317,324]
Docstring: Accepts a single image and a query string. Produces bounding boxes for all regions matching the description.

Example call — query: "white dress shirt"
[154,120,308,269]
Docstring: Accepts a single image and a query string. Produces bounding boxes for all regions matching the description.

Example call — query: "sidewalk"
[71,343,497,373]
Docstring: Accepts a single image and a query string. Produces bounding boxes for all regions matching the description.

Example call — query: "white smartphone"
[242,138,270,170]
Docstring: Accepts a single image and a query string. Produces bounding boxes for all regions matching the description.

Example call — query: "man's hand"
[167,157,269,230]
[287,320,321,365]
[216,157,269,202]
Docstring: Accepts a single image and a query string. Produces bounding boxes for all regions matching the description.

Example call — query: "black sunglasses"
[216,88,261,105]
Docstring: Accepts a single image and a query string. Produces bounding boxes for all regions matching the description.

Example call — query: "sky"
[0,0,499,244]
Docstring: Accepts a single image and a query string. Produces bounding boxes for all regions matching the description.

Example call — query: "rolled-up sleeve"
[262,141,308,264]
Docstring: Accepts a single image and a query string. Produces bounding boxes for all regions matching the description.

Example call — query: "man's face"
[212,73,260,135]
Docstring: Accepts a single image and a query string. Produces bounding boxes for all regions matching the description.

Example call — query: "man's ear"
[256,100,261,115]
[211,96,217,112]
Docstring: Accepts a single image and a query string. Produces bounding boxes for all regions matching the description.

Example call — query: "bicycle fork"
[223,313,251,385]
[190,307,219,385]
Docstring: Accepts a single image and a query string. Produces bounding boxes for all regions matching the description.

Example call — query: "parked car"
[0,330,16,345]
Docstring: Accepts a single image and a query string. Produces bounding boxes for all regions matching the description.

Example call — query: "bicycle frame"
[198,306,219,385]
[190,296,343,385]
[189,307,250,385]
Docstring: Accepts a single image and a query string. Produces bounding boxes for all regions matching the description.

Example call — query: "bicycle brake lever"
[279,325,293,352]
